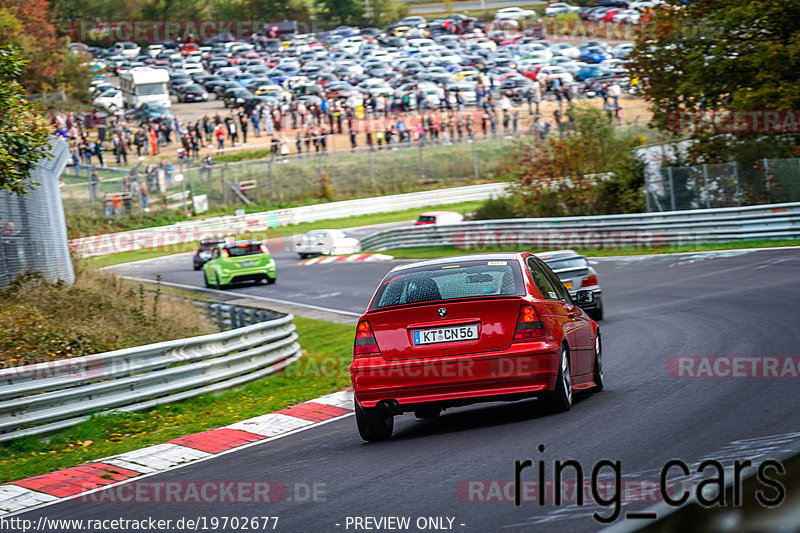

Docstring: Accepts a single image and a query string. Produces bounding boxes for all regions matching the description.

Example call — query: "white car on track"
[293,229,361,258]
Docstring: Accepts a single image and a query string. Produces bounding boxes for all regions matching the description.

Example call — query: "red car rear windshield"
[370,260,524,310]
[225,244,263,257]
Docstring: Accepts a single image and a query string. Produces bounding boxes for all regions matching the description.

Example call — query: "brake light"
[513,304,546,341]
[581,275,598,287]
[221,249,229,258]
[354,320,380,357]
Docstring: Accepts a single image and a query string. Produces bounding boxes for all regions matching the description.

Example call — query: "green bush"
[471,195,517,220]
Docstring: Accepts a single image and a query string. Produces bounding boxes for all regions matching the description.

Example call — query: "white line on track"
[119,276,362,317]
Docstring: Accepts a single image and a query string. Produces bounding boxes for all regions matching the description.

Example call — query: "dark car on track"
[537,249,603,320]
[193,238,226,270]
[350,252,602,441]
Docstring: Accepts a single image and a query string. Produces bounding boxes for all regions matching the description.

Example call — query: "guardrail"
[69,182,510,257]
[359,203,800,251]
[0,309,301,442]
[205,302,284,329]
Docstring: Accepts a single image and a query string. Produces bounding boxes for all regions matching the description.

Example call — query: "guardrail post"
[732,162,741,206]
[471,139,478,179]
[181,161,188,214]
[702,164,710,209]
[269,159,275,205]
[419,141,425,180]
[667,166,676,211]
[368,146,375,189]
[222,163,228,205]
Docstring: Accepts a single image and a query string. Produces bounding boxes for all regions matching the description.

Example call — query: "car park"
[74,15,636,127]
[350,253,602,441]
[202,239,277,288]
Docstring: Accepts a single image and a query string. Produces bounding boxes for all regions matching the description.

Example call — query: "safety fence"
[69,182,509,256]
[60,136,517,217]
[359,202,800,252]
[0,138,74,289]
[649,158,800,212]
[0,307,300,442]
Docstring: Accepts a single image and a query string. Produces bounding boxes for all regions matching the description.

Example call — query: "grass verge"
[375,239,800,260]
[85,200,486,268]
[0,316,354,484]
[0,262,215,366]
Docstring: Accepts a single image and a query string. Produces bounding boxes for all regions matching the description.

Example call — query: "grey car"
[537,249,603,320]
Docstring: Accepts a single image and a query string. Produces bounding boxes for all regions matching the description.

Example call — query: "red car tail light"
[354,320,381,357]
[581,275,598,287]
[513,304,546,342]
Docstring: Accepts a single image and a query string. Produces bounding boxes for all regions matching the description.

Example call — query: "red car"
[350,253,603,441]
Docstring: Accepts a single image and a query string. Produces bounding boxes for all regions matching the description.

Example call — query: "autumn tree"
[317,0,364,27]
[483,105,645,218]
[629,0,800,162]
[0,45,53,193]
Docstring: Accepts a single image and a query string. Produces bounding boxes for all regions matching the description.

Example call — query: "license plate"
[240,260,257,267]
[563,281,572,290]
[413,324,479,346]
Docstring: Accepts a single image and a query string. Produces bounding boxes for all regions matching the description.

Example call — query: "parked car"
[495,7,537,20]
[536,249,603,320]
[293,229,361,258]
[130,102,174,124]
[350,253,602,441]
[545,3,580,16]
[202,239,277,288]
[178,84,209,102]
[92,89,123,112]
[193,238,226,270]
[222,87,253,107]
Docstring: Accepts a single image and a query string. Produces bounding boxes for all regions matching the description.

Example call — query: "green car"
[202,239,276,288]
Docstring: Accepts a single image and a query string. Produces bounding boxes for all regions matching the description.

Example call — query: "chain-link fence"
[648,158,800,212]
[60,136,519,217]
[0,138,74,289]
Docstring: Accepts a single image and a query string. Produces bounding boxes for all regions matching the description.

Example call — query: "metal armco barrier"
[206,302,284,329]
[0,312,300,442]
[359,203,800,251]
[69,182,510,257]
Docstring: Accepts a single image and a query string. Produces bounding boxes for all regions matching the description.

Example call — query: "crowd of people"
[53,76,626,174]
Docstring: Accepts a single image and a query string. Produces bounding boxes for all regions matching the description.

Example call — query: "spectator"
[89,169,100,205]
[139,181,149,212]
[94,139,106,168]
[103,194,113,217]
[149,128,158,156]
[215,123,225,149]
[112,193,123,218]
[71,147,80,179]
[607,81,622,108]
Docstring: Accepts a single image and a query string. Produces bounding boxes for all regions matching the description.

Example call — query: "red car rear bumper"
[350,340,561,408]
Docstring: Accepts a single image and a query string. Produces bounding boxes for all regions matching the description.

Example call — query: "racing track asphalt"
[10,247,800,532]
